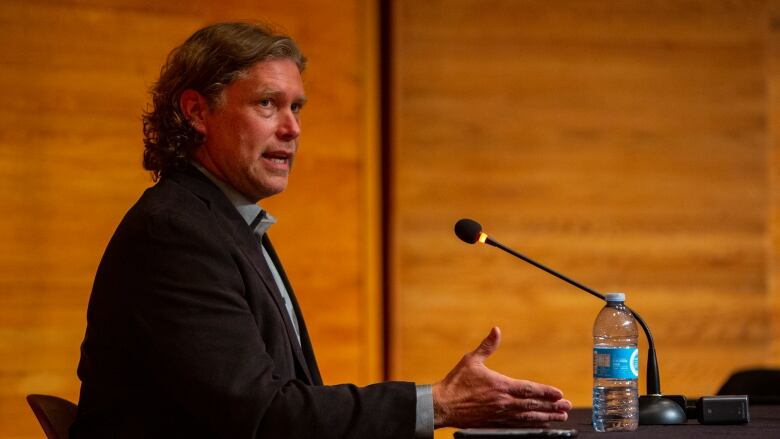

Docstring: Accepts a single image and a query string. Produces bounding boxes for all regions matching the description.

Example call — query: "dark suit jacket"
[71,166,416,438]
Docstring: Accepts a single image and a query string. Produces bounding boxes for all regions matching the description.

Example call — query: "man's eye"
[259,99,272,107]
[291,103,302,113]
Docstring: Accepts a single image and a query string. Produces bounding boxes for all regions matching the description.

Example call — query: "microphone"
[454,218,686,425]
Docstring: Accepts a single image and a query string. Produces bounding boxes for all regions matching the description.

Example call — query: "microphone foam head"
[454,218,483,244]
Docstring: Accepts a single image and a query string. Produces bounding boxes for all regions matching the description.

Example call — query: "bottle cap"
[605,292,625,302]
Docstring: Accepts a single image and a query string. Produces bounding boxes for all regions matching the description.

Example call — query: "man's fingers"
[508,397,572,413]
[508,380,565,400]
[470,326,501,362]
[489,409,568,427]
[517,410,568,423]
[555,399,573,411]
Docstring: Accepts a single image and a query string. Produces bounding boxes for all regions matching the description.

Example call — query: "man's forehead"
[239,59,305,93]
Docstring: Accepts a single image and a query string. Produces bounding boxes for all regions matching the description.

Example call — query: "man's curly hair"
[142,22,306,180]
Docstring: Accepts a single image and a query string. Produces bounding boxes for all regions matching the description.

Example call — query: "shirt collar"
[191,162,277,236]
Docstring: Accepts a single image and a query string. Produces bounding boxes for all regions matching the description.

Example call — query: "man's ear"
[180,89,209,135]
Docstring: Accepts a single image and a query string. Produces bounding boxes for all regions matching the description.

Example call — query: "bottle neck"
[607,300,625,308]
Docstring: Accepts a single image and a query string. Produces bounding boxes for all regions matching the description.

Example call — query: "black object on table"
[556,406,780,438]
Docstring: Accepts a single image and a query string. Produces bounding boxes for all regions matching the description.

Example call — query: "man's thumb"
[471,326,501,362]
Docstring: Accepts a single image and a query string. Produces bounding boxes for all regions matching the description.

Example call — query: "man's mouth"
[262,150,292,166]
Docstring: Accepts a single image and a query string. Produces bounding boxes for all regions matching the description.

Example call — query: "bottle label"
[593,347,639,379]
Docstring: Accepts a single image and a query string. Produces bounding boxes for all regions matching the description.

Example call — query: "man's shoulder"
[103,166,246,260]
[111,171,221,241]
[139,174,205,212]
[130,167,228,219]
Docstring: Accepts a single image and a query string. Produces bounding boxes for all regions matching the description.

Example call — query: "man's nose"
[277,110,301,140]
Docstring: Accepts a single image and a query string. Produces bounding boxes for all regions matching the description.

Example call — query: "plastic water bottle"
[592,292,639,432]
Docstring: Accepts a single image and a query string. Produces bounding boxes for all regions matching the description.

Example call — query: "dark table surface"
[555,405,780,437]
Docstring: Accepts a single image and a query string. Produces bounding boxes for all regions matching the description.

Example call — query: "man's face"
[193,59,306,201]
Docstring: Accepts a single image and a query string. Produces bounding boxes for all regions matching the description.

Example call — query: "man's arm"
[103,196,567,437]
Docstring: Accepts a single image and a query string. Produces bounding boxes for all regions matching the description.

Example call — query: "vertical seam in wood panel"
[379,0,395,381]
[359,0,382,384]
[767,0,773,363]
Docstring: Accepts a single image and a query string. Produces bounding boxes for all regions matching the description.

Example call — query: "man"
[71,22,571,438]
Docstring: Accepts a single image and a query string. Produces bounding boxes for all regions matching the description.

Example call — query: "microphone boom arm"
[486,236,661,395]
[454,218,685,424]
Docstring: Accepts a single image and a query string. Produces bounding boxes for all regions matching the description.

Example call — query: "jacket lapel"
[246,234,314,384]
[263,236,322,385]
[169,166,315,384]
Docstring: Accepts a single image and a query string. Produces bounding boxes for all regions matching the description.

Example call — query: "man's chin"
[253,179,288,201]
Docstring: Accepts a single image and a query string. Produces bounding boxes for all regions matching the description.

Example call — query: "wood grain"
[769,0,780,363]
[6,1,780,437]
[389,1,775,421]
[0,1,379,437]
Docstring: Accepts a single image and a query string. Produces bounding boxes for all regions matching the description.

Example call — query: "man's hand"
[432,327,572,428]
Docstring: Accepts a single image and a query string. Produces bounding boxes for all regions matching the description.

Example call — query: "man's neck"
[190,161,276,233]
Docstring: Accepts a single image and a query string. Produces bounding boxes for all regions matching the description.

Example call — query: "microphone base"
[639,395,687,425]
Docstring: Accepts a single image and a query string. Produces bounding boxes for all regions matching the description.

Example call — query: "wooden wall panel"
[770,0,780,362]
[0,1,379,437]
[389,0,774,422]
